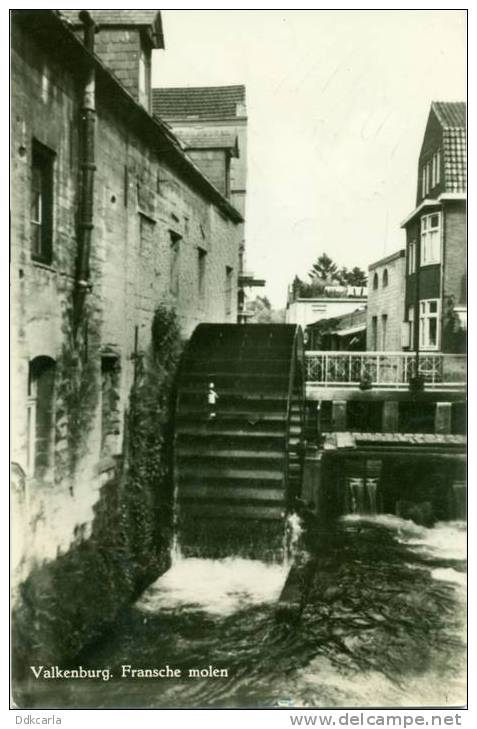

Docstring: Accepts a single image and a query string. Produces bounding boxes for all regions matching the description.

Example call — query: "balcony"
[305,351,466,391]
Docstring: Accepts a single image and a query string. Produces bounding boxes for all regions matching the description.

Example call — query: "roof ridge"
[431,100,466,128]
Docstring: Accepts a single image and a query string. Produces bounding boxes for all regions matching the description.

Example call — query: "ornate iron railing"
[305,351,466,389]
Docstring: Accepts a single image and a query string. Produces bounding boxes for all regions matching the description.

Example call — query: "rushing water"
[17,515,466,709]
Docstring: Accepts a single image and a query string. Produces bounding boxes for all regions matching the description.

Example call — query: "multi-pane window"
[31,141,54,263]
[421,151,441,198]
[419,299,440,350]
[421,161,431,197]
[27,356,56,477]
[420,212,441,265]
[431,149,441,187]
[408,240,417,274]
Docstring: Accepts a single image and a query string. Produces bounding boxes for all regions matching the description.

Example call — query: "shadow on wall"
[12,307,183,683]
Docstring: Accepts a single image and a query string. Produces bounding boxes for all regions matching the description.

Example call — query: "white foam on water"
[404,520,467,562]
[431,567,467,589]
[342,514,467,561]
[341,512,427,537]
[135,557,289,616]
[286,657,466,708]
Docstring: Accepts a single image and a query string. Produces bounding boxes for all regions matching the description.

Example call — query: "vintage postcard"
[10,8,467,715]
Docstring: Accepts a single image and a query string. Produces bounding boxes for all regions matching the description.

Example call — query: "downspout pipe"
[74,10,96,328]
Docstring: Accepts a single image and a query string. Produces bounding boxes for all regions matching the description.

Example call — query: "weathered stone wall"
[10,14,241,671]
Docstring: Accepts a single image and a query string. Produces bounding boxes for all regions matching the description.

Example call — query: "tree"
[345,266,367,287]
[247,296,285,323]
[337,266,349,286]
[336,265,367,287]
[308,253,339,284]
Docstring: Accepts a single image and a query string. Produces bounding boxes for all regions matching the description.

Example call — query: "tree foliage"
[291,252,367,299]
[309,253,339,284]
[247,295,285,323]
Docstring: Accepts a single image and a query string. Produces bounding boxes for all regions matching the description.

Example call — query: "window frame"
[31,140,55,265]
[431,149,441,188]
[421,161,431,197]
[420,211,441,266]
[419,298,440,351]
[169,231,181,296]
[27,356,56,477]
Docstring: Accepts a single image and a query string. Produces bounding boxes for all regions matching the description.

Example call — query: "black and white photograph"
[10,7,467,714]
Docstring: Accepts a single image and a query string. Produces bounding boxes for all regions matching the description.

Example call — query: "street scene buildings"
[10,9,467,712]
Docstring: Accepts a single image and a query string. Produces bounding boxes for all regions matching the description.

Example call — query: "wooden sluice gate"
[174,324,305,558]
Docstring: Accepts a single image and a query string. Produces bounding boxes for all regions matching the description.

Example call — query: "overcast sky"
[151,10,466,308]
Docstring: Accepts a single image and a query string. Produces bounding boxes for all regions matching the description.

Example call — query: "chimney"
[60,10,164,112]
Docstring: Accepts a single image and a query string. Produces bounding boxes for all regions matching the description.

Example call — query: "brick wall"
[11,19,241,582]
[443,201,466,305]
[442,200,466,352]
[404,201,466,353]
[366,254,406,351]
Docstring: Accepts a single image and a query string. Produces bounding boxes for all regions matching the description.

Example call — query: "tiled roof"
[152,85,246,121]
[308,307,366,332]
[432,101,466,128]
[59,10,164,48]
[442,127,466,193]
[432,101,466,194]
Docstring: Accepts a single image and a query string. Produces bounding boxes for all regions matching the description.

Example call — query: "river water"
[18,515,466,710]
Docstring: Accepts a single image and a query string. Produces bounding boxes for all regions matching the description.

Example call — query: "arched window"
[383,269,389,287]
[27,356,55,477]
[373,272,379,290]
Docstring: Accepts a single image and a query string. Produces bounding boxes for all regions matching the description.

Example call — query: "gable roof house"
[401,102,466,355]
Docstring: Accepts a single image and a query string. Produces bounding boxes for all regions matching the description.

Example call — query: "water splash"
[135,556,289,617]
[346,477,381,515]
[366,478,378,515]
[283,512,303,565]
[170,532,182,565]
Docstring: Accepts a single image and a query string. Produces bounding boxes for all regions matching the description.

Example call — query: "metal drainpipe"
[74,10,96,329]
